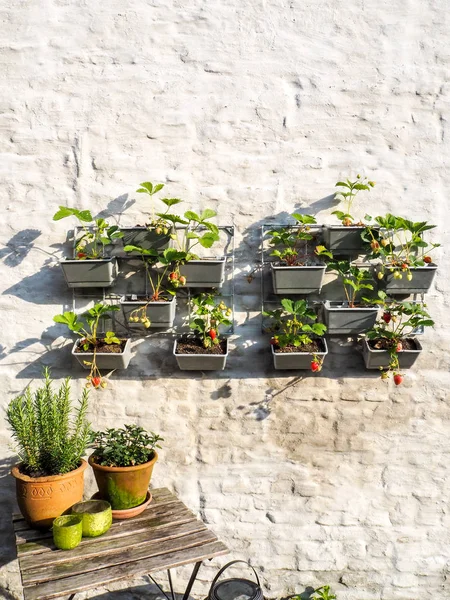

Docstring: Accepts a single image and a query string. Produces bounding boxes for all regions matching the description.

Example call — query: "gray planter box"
[120,295,176,328]
[271,263,326,294]
[60,257,117,288]
[178,258,226,288]
[323,300,379,335]
[381,264,438,294]
[324,225,365,256]
[72,338,132,370]
[120,227,172,253]
[173,339,228,370]
[362,337,422,370]
[271,338,328,370]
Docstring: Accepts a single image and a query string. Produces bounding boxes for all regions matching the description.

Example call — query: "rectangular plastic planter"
[324,225,365,256]
[120,295,176,328]
[60,257,117,288]
[178,258,226,288]
[323,300,379,335]
[120,227,172,252]
[362,337,423,370]
[271,338,328,370]
[72,338,132,370]
[271,263,326,294]
[381,264,438,295]
[173,339,228,370]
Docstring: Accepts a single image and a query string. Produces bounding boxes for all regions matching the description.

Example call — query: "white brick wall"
[1,1,450,599]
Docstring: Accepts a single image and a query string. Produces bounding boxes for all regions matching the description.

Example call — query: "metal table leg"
[182,561,202,600]
[167,569,176,600]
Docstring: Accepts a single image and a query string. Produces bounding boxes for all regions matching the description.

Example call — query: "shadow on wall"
[0,229,41,268]
[0,455,19,570]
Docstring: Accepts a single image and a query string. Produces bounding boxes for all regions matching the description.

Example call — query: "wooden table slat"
[23,529,218,585]
[17,502,195,552]
[13,487,178,531]
[23,540,228,600]
[20,518,208,570]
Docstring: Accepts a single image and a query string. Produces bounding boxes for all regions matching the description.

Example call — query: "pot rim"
[11,458,88,483]
[61,257,116,264]
[88,451,158,473]
[270,262,326,269]
[323,300,379,311]
[119,295,176,306]
[173,338,229,357]
[72,337,131,356]
[181,256,226,264]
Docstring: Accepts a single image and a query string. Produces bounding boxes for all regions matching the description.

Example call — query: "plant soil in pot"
[60,257,118,288]
[271,338,328,370]
[120,295,176,328]
[362,337,423,370]
[178,257,226,288]
[174,338,229,370]
[270,263,327,295]
[89,425,162,510]
[323,300,379,335]
[72,337,132,370]
[6,369,91,529]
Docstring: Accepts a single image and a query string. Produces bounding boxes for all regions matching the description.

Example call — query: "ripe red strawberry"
[77,252,86,258]
[382,312,391,324]
[393,374,403,386]
[92,376,101,388]
[310,361,320,372]
[169,272,178,281]
[209,329,217,340]
[395,341,403,352]
[424,256,432,264]
[270,337,277,345]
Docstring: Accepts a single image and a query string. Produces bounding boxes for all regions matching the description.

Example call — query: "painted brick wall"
[1,1,449,599]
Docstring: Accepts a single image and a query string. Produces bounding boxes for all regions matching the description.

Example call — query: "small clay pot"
[88,452,158,510]
[71,500,112,537]
[52,515,83,550]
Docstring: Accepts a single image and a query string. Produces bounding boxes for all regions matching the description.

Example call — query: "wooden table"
[13,487,228,600]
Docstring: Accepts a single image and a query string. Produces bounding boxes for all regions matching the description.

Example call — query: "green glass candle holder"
[52,515,83,550]
[71,500,112,537]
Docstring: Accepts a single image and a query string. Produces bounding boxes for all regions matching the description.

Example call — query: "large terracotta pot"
[88,452,158,510]
[11,460,88,529]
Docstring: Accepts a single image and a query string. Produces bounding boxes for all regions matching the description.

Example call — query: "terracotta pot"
[11,460,88,529]
[88,452,158,510]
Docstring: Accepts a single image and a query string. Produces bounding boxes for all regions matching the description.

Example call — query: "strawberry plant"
[53,303,122,388]
[90,424,163,468]
[267,214,332,266]
[123,246,186,327]
[311,585,337,600]
[161,208,221,262]
[264,298,327,370]
[136,181,183,234]
[326,260,375,307]
[333,175,375,225]
[363,213,440,281]
[189,292,232,349]
[366,291,434,382]
[53,207,123,259]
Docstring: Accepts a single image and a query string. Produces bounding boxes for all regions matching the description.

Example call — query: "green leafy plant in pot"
[7,368,91,528]
[264,299,328,371]
[54,303,128,389]
[121,246,186,328]
[89,425,163,510]
[363,292,434,384]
